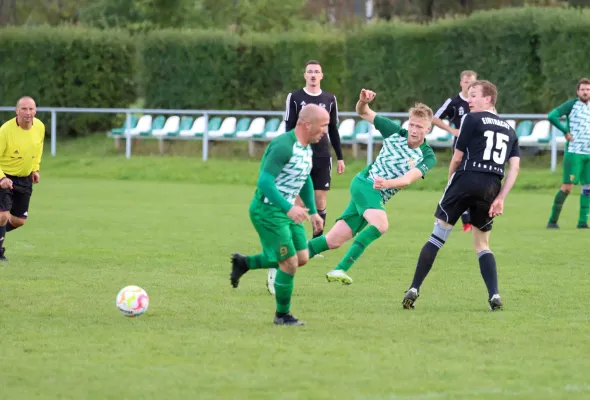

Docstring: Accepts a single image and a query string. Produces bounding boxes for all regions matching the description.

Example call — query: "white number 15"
[483,130,509,164]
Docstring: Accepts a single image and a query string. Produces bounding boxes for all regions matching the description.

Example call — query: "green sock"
[335,225,382,272]
[308,235,329,258]
[579,193,590,226]
[274,269,294,314]
[245,254,278,270]
[549,190,569,224]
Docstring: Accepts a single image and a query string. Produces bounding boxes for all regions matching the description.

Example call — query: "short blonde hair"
[408,103,433,121]
[461,70,477,79]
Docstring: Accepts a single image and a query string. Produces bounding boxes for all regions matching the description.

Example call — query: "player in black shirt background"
[266,60,345,295]
[402,80,521,311]
[433,70,478,232]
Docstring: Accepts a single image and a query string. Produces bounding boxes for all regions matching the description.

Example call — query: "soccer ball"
[116,285,149,317]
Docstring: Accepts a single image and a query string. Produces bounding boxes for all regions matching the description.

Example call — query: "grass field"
[1,145,589,400]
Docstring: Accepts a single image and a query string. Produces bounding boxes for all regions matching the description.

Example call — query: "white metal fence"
[0,107,562,171]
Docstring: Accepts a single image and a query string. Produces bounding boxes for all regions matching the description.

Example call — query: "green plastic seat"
[227,117,251,137]
[111,115,138,135]
[515,120,533,138]
[140,115,166,136]
[168,116,194,137]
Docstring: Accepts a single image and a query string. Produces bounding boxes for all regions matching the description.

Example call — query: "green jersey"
[357,115,437,203]
[254,131,313,209]
[548,98,590,155]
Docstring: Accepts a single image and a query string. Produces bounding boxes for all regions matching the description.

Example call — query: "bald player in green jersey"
[547,78,590,229]
[307,89,437,285]
[230,104,327,326]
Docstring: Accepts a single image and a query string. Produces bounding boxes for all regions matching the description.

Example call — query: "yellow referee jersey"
[0,117,45,178]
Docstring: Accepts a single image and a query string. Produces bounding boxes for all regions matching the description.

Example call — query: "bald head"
[16,96,36,108]
[295,104,329,145]
[297,104,329,125]
[15,96,37,128]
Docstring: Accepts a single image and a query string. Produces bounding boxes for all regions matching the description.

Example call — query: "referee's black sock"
[5,221,17,232]
[313,209,327,238]
[478,250,498,299]
[410,234,445,289]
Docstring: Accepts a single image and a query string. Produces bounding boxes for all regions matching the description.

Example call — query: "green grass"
[1,173,589,399]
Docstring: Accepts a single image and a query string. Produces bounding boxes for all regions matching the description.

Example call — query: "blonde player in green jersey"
[307,89,437,285]
[547,78,590,229]
[230,104,327,326]
[0,96,45,261]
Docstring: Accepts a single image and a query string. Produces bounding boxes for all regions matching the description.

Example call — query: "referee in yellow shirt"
[0,96,45,261]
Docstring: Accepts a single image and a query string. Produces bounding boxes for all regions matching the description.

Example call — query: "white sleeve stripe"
[434,98,452,118]
[284,93,292,122]
[456,114,469,139]
[334,95,339,122]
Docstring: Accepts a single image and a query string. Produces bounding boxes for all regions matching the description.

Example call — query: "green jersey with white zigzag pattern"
[255,131,313,206]
[359,116,436,203]
[553,98,590,155]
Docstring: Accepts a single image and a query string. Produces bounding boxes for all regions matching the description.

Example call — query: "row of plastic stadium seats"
[110,115,567,146]
[110,115,287,139]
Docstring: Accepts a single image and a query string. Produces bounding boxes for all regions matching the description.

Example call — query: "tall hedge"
[3,7,590,133]
[139,30,241,110]
[139,30,347,111]
[0,26,137,136]
[537,7,590,110]
[344,8,543,113]
[139,7,590,115]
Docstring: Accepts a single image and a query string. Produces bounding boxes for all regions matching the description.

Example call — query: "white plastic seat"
[338,118,355,138]
[265,120,286,139]
[237,117,265,138]
[208,117,236,138]
[127,115,152,136]
[519,120,551,144]
[152,116,180,137]
[180,116,206,136]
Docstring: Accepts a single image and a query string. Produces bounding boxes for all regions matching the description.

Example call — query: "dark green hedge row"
[0,26,137,136]
[138,30,347,111]
[2,7,589,139]
[140,7,590,114]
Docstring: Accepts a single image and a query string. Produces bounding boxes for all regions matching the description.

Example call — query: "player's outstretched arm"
[355,89,377,124]
[373,168,424,190]
[432,117,459,137]
[489,156,520,217]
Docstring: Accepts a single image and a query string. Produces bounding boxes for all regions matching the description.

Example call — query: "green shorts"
[249,199,308,263]
[336,176,386,236]
[563,152,590,185]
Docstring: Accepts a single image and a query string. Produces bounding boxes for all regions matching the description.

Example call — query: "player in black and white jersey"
[433,70,478,232]
[402,80,521,311]
[266,60,345,295]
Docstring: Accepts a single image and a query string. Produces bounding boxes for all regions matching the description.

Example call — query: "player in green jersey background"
[307,89,437,285]
[230,104,327,326]
[547,78,590,229]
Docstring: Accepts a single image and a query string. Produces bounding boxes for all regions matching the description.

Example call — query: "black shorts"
[0,174,33,219]
[311,157,332,191]
[435,171,501,232]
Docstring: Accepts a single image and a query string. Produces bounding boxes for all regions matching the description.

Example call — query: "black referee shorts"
[435,171,501,232]
[0,174,33,219]
[311,157,332,191]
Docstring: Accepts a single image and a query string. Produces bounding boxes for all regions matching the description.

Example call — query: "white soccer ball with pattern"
[116,285,149,317]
